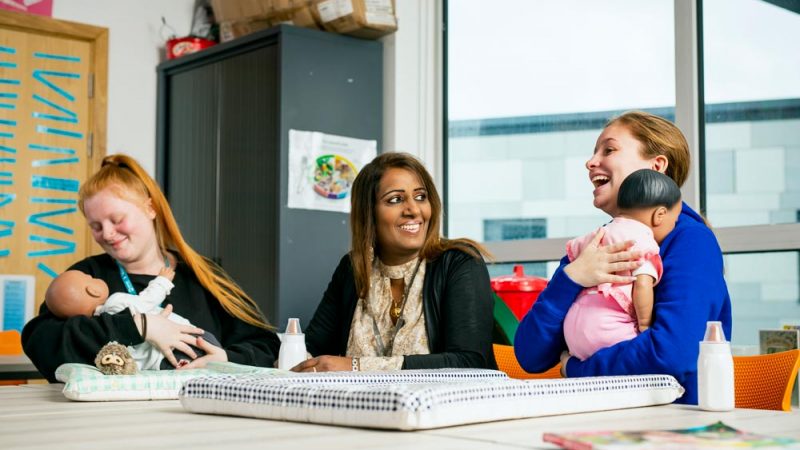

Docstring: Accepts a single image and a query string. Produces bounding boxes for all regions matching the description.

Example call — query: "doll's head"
[45,270,110,318]
[617,169,682,244]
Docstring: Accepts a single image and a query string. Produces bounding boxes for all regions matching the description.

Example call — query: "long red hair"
[78,154,270,329]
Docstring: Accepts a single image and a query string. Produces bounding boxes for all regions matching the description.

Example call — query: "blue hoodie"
[514,203,731,404]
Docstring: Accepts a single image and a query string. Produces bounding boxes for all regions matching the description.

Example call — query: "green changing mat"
[55,361,286,401]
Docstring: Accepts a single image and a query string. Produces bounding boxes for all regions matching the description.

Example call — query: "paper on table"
[543,421,800,450]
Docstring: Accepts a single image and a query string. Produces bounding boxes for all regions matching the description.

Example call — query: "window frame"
[443,0,800,264]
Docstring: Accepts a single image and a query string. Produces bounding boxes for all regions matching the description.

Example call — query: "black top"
[22,254,280,382]
[305,248,497,370]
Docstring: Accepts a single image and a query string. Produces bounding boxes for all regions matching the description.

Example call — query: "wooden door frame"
[0,9,107,172]
[0,9,108,256]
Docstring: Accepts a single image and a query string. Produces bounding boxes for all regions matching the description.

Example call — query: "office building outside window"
[446,0,800,347]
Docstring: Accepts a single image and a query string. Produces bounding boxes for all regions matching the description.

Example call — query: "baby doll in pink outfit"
[563,169,682,361]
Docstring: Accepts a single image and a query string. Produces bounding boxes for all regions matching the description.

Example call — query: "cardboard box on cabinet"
[311,0,397,39]
[219,18,273,43]
[268,3,320,29]
[212,0,396,41]
[210,0,272,22]
[211,0,315,21]
[215,1,321,42]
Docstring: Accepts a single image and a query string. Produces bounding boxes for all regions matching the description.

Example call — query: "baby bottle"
[278,318,307,371]
[697,320,735,411]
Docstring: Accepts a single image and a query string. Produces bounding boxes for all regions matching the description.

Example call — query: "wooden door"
[0,11,106,326]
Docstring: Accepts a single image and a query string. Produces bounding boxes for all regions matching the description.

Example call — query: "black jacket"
[22,254,280,382]
[305,249,497,369]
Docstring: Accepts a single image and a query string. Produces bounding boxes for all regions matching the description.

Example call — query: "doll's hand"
[178,336,227,369]
[560,350,572,377]
[158,266,175,281]
[564,229,642,287]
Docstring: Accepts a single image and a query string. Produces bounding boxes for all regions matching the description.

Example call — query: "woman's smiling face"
[374,167,432,265]
[586,123,661,216]
[82,187,158,265]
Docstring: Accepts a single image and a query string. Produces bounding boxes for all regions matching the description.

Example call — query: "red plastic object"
[166,36,215,60]
[491,265,548,320]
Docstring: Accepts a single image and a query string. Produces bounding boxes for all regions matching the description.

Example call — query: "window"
[701,0,800,346]
[484,218,547,242]
[724,251,800,347]
[446,0,675,243]
[445,0,800,350]
[703,0,800,227]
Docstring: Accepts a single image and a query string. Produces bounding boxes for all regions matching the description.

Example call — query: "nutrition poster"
[288,130,376,213]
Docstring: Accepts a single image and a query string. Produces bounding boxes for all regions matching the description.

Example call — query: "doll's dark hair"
[617,169,682,211]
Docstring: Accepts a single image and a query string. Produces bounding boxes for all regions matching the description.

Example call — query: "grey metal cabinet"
[156,25,382,328]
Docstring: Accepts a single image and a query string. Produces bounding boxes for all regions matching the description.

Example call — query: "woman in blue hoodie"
[514,111,731,405]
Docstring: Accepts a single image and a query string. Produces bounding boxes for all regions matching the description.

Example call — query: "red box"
[166,37,216,60]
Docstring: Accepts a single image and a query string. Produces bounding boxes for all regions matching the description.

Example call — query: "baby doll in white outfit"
[45,267,214,370]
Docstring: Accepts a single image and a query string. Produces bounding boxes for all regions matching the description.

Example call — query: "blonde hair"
[606,112,714,227]
[78,154,270,329]
[607,111,690,187]
[349,152,490,298]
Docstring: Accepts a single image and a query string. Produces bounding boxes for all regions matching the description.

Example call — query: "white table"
[1,384,798,449]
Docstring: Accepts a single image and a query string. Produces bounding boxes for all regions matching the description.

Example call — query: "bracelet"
[351,357,360,372]
[139,313,148,341]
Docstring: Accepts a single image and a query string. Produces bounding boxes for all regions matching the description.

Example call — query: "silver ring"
[312,367,317,373]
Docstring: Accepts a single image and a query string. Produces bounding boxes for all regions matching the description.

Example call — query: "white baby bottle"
[278,318,307,371]
[697,320,735,411]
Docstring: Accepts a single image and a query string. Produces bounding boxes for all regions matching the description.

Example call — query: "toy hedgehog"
[94,341,137,375]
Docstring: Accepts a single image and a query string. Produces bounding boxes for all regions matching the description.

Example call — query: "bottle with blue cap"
[697,320,735,411]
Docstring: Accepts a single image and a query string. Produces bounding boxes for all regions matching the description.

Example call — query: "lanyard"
[370,259,422,357]
[116,255,170,295]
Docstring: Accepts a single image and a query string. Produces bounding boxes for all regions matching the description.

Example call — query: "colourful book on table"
[543,421,800,449]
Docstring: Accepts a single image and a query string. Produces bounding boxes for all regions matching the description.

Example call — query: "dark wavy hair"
[617,168,682,211]
[349,152,489,298]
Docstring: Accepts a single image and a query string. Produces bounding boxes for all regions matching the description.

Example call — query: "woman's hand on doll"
[178,336,228,370]
[138,304,206,368]
[291,355,352,373]
[564,228,642,287]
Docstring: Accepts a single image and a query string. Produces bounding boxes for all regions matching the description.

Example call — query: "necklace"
[388,260,422,323]
[390,295,403,322]
[370,258,422,356]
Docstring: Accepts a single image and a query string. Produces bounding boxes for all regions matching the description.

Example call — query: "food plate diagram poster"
[288,130,377,213]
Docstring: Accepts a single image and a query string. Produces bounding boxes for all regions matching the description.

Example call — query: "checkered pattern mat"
[180,371,684,430]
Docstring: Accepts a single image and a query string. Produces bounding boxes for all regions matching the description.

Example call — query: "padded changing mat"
[179,370,684,430]
[55,362,282,401]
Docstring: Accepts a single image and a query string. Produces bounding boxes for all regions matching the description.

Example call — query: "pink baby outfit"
[563,217,663,361]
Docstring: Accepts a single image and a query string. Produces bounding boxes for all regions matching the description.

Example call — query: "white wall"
[50,1,429,178]
[382,0,441,183]
[52,0,196,176]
